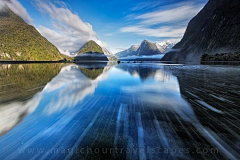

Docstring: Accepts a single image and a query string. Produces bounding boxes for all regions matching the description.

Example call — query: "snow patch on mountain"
[115,40,175,59]
[155,40,175,53]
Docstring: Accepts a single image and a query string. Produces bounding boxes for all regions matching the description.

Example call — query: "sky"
[0,0,208,55]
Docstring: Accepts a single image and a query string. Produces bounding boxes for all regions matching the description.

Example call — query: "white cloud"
[0,0,33,24]
[120,26,186,38]
[120,2,204,39]
[136,5,202,25]
[35,0,96,38]
[34,0,108,56]
[43,64,110,115]
[160,38,181,43]
[37,25,85,55]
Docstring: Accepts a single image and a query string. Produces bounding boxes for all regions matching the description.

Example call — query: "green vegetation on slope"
[78,40,104,55]
[201,52,240,61]
[0,10,62,61]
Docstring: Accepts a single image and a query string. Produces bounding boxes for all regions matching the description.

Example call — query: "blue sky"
[1,0,208,55]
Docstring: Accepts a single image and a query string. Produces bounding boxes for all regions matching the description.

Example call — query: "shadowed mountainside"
[161,0,240,62]
[137,40,161,56]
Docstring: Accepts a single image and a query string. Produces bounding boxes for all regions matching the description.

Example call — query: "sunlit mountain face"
[0,63,239,160]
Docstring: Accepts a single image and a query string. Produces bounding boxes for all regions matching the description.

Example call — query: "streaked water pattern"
[0,62,239,160]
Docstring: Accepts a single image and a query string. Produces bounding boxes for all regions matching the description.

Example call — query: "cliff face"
[0,10,62,61]
[161,0,240,62]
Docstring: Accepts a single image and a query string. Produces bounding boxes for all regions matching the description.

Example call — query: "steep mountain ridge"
[76,40,117,61]
[0,9,62,61]
[161,0,240,62]
[137,40,160,56]
[78,40,104,55]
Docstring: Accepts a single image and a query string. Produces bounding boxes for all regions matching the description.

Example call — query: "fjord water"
[0,62,239,160]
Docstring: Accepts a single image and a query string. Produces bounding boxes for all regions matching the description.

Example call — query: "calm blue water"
[0,62,239,160]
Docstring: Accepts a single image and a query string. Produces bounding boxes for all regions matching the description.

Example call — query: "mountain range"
[115,40,174,59]
[161,0,240,62]
[0,8,116,62]
[2,0,239,63]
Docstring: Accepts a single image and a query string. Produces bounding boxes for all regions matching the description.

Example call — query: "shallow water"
[0,62,239,160]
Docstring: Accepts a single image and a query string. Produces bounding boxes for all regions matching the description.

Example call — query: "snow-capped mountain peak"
[155,41,175,53]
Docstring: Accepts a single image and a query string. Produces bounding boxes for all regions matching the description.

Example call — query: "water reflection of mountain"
[43,63,113,115]
[1,64,239,159]
[163,65,240,159]
[77,62,108,80]
[0,63,63,136]
[78,67,104,80]
[0,63,113,136]
[0,63,62,104]
[120,65,240,159]
[116,63,170,81]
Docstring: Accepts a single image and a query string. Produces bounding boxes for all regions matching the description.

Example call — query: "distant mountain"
[75,40,117,61]
[115,40,174,59]
[0,9,62,61]
[115,45,139,58]
[161,0,240,62]
[155,41,175,53]
[137,40,161,56]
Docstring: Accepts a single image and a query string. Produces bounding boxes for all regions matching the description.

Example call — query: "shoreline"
[0,60,73,64]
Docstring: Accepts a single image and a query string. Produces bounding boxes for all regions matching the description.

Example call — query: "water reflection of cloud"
[131,70,139,78]
[117,63,161,81]
[44,65,80,92]
[154,69,170,82]
[0,63,112,135]
[0,93,42,136]
[122,70,180,96]
[122,67,238,159]
[43,64,110,115]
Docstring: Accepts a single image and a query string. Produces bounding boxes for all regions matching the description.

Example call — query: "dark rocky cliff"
[161,0,240,62]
